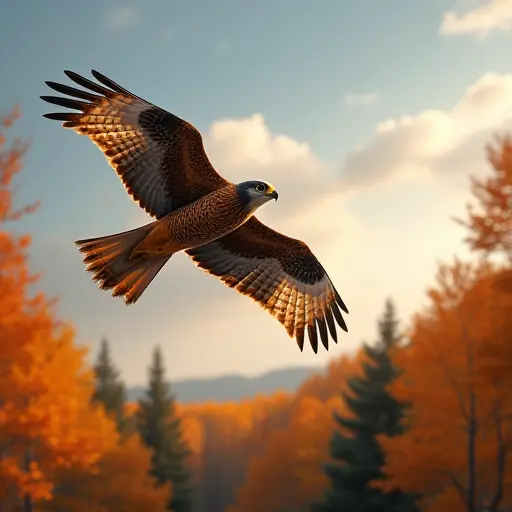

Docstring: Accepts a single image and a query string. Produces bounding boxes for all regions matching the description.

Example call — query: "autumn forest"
[2,104,512,512]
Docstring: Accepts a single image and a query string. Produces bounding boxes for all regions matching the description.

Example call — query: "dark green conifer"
[92,337,126,432]
[312,299,420,512]
[138,346,193,512]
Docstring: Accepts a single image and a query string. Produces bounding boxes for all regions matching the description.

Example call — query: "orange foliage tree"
[295,352,364,403]
[455,135,512,296]
[0,106,117,509]
[42,433,171,512]
[227,352,364,512]
[227,394,344,512]
[179,392,293,512]
[379,259,512,512]
[455,136,512,387]
[455,136,512,261]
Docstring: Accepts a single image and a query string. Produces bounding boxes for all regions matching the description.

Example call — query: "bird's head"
[236,180,279,213]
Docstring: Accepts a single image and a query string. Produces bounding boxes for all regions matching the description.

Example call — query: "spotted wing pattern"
[41,70,229,218]
[186,217,348,352]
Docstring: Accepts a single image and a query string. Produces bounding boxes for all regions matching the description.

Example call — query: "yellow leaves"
[0,319,119,476]
[177,357,362,512]
[0,108,119,506]
[180,414,204,457]
[43,434,170,512]
[229,393,346,512]
[0,316,119,503]
[0,104,168,510]
[0,457,53,503]
[296,352,363,402]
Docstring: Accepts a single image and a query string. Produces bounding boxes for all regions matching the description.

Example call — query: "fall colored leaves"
[0,108,170,511]
[379,262,512,512]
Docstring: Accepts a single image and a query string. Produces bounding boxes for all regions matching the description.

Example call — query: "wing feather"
[186,217,348,352]
[41,70,229,218]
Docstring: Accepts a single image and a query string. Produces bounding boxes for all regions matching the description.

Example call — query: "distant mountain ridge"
[127,365,319,404]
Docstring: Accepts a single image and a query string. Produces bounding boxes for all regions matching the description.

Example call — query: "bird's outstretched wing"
[186,218,348,353]
[41,70,228,219]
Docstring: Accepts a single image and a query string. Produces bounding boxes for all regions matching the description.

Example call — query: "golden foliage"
[0,107,162,510]
[42,434,171,512]
[227,394,344,512]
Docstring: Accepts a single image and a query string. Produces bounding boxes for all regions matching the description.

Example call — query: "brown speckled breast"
[166,184,250,249]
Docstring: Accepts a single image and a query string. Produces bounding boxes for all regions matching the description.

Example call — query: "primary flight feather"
[41,70,348,353]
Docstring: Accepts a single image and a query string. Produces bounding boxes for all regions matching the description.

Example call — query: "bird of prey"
[41,70,348,353]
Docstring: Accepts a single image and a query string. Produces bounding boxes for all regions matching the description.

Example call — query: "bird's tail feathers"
[75,222,171,305]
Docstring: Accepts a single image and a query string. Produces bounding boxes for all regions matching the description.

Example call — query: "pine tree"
[138,346,193,512]
[312,299,420,512]
[92,337,127,432]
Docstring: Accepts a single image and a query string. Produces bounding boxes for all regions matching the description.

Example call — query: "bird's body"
[41,70,349,352]
[76,181,278,304]
[160,182,277,250]
[129,182,275,256]
[164,185,246,250]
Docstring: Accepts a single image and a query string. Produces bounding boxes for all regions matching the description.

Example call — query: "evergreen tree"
[312,299,420,512]
[138,346,194,512]
[92,337,127,432]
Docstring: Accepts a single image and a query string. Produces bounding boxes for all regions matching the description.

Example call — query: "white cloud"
[440,0,512,38]
[205,113,319,173]
[103,5,140,32]
[344,92,380,107]
[341,72,512,188]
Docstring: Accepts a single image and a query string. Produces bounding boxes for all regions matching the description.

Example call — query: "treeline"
[1,107,512,512]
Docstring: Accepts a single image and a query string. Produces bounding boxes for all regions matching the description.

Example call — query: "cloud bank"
[341,72,512,188]
[440,0,512,38]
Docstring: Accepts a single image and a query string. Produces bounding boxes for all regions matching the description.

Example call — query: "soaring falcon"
[41,70,348,353]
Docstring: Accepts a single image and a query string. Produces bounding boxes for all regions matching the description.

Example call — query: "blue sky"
[1,0,511,385]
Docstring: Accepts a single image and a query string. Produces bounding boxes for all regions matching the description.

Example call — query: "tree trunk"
[23,446,33,512]
[487,408,506,512]
[467,389,477,512]
[463,314,477,512]
[23,493,33,512]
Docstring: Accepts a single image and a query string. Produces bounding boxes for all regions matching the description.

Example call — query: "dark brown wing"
[186,217,348,353]
[41,70,229,219]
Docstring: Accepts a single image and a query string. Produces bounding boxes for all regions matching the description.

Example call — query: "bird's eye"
[256,184,266,193]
